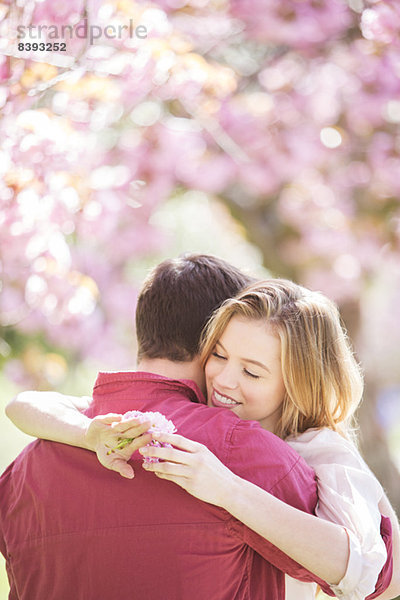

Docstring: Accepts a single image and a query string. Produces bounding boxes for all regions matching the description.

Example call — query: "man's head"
[136,254,254,362]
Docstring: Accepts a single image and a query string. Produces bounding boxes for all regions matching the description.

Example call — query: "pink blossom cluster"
[361,0,400,47]
[1,0,400,388]
[119,410,177,464]
[230,0,353,49]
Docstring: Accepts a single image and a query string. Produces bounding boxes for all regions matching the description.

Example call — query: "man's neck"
[137,357,206,396]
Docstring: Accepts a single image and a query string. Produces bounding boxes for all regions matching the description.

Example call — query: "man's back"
[0,371,321,600]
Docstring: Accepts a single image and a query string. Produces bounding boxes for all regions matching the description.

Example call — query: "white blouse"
[285,428,387,600]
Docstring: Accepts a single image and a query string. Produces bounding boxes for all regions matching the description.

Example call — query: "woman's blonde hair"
[200,279,363,440]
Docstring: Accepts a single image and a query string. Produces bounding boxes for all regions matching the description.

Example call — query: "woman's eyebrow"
[243,358,271,374]
[217,341,271,374]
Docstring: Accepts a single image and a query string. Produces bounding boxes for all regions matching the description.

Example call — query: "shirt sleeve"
[287,429,391,600]
[227,517,335,595]
[366,516,393,599]
[224,421,334,594]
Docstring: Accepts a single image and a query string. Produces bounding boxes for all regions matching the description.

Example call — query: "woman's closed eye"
[243,368,260,379]
[212,351,226,360]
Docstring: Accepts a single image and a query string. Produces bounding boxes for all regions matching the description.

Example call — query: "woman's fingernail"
[152,432,160,439]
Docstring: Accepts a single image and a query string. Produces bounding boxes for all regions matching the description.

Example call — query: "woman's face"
[205,316,286,433]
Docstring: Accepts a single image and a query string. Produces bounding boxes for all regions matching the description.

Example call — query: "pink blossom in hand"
[110,410,177,463]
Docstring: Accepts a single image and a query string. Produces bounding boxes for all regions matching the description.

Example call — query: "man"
[0,255,391,599]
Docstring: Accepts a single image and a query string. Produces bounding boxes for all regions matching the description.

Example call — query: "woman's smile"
[211,388,241,407]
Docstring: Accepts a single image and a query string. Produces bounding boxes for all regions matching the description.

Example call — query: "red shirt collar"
[93,370,207,405]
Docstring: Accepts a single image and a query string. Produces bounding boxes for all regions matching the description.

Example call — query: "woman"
[6,280,400,599]
[136,279,400,599]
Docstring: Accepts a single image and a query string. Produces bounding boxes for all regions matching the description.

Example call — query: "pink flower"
[230,0,353,49]
[361,2,400,47]
[109,410,177,463]
[0,56,10,82]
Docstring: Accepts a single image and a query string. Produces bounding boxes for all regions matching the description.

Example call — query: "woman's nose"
[214,363,238,390]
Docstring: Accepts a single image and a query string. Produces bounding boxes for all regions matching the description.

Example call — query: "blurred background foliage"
[1,0,400,597]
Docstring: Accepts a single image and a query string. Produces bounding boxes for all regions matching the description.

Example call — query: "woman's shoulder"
[287,427,384,502]
[286,427,367,470]
[286,426,352,449]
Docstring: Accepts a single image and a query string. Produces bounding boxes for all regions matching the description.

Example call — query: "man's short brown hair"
[136,254,254,362]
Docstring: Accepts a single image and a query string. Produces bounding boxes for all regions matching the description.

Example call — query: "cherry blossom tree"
[1,0,399,506]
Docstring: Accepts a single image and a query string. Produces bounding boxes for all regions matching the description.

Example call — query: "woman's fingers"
[93,413,123,425]
[89,420,207,487]
[111,418,151,436]
[151,432,203,453]
[142,460,190,479]
[123,432,153,453]
[120,423,153,440]
[139,444,194,464]
[141,436,233,507]
[107,456,135,479]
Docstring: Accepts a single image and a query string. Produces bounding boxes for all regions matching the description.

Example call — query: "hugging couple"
[1,253,399,600]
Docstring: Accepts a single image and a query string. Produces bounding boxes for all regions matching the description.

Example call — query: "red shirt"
[0,371,388,599]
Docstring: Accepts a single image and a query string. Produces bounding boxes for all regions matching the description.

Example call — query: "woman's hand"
[85,414,152,479]
[139,432,237,507]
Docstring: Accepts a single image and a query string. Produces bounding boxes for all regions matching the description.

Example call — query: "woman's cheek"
[204,357,215,380]
[204,359,218,393]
